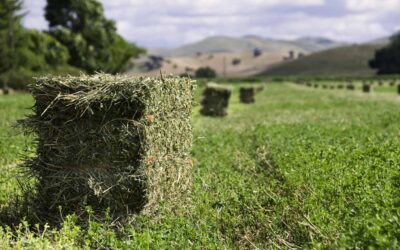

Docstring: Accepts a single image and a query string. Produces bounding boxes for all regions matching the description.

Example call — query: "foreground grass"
[1,83,400,248]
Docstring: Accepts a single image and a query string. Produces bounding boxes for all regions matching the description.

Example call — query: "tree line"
[0,0,144,89]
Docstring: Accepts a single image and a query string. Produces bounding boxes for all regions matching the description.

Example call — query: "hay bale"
[2,87,13,95]
[362,84,371,93]
[239,87,256,104]
[19,74,194,220]
[397,84,400,95]
[346,84,355,90]
[256,86,264,93]
[314,84,318,88]
[337,84,344,89]
[200,83,231,117]
[322,85,327,89]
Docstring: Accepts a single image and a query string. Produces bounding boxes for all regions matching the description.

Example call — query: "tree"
[369,33,400,74]
[195,67,217,78]
[0,0,24,74]
[45,0,144,73]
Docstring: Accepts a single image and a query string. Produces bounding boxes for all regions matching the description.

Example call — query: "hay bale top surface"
[205,82,232,92]
[32,74,194,117]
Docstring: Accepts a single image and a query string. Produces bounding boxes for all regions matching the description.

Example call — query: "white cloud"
[346,0,400,12]
[22,0,400,48]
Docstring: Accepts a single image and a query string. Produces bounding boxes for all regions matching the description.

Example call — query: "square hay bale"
[239,87,256,104]
[346,83,355,90]
[200,83,231,117]
[2,87,13,95]
[256,86,264,93]
[19,74,194,219]
[362,83,371,93]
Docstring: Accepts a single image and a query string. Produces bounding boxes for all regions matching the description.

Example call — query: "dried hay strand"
[239,87,256,104]
[200,82,232,117]
[362,83,371,93]
[18,74,194,221]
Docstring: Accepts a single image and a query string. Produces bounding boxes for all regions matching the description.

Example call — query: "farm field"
[1,82,400,248]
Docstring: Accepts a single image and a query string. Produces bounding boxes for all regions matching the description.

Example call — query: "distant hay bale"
[239,87,256,104]
[306,83,312,87]
[322,85,327,89]
[3,87,13,95]
[346,83,355,90]
[397,84,400,95]
[389,81,395,86]
[329,85,335,90]
[18,74,194,220]
[256,86,264,93]
[200,83,231,117]
[362,83,371,93]
[378,81,383,86]
[337,84,344,89]
[314,84,318,88]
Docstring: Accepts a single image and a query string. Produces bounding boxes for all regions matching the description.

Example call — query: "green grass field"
[1,83,400,249]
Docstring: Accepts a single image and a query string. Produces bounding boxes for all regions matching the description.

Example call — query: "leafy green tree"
[45,0,144,73]
[0,0,24,74]
[369,33,400,74]
[195,67,217,78]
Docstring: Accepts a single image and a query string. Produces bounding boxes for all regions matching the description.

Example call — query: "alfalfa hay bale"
[200,83,232,117]
[363,83,371,93]
[256,85,264,93]
[19,74,194,220]
[240,87,256,104]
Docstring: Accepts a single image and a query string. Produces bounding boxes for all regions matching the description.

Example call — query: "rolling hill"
[129,35,345,77]
[261,43,387,77]
[151,35,345,57]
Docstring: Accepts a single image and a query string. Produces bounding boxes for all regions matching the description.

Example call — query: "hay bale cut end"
[239,87,256,104]
[19,74,194,219]
[200,83,232,117]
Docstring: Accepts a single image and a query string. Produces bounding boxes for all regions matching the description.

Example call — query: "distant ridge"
[260,41,389,77]
[150,35,346,57]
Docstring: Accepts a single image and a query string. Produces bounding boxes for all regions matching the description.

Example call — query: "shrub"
[195,67,217,79]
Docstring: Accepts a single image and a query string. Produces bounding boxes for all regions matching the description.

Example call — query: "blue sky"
[23,0,400,48]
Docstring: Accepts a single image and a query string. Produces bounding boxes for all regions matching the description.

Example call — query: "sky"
[23,0,400,48]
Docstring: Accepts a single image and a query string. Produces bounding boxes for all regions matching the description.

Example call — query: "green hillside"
[261,43,385,77]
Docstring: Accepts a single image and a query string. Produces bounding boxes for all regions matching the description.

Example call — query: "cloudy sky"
[23,0,400,48]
